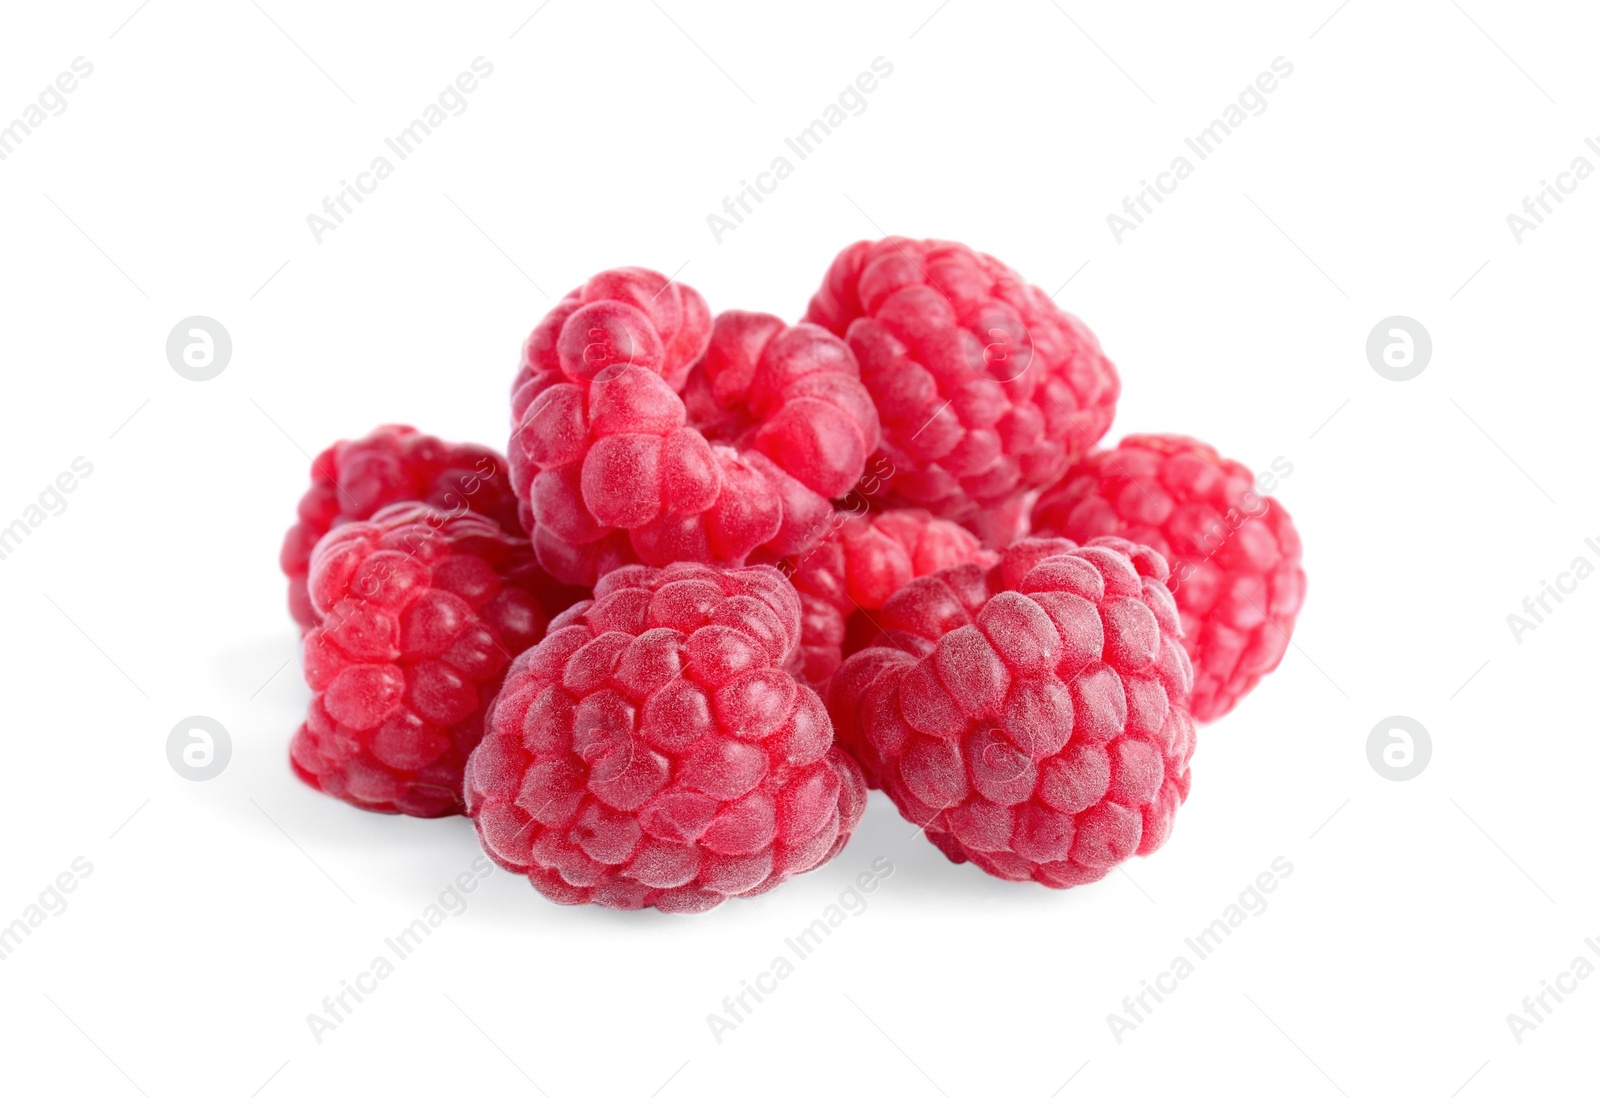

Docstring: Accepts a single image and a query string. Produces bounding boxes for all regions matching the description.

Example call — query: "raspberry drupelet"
[510,282,880,587]
[281,425,525,631]
[805,238,1119,523]
[781,508,997,690]
[829,536,1196,888]
[464,562,868,913]
[291,502,550,817]
[508,267,714,586]
[1031,434,1305,721]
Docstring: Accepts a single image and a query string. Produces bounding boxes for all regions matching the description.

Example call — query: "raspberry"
[511,292,879,588]
[805,238,1119,522]
[783,509,997,689]
[291,503,551,817]
[961,489,1037,551]
[464,562,868,913]
[508,268,712,585]
[280,425,526,631]
[1031,435,1305,721]
[828,537,1195,888]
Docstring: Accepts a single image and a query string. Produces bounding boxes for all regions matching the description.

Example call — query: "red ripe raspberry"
[464,562,868,913]
[291,503,550,817]
[828,537,1195,888]
[961,489,1038,551]
[805,238,1119,523]
[1031,435,1305,721]
[682,311,882,547]
[784,509,997,688]
[508,268,713,585]
[511,294,880,588]
[280,425,524,631]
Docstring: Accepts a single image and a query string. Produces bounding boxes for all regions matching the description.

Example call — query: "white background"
[0,1,1595,1095]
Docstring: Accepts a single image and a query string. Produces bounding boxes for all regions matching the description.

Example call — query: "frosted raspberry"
[291,503,550,817]
[805,238,1119,523]
[961,489,1038,551]
[510,293,879,588]
[1031,435,1305,721]
[280,425,527,631]
[828,537,1195,888]
[508,268,711,585]
[782,509,997,689]
[464,562,868,913]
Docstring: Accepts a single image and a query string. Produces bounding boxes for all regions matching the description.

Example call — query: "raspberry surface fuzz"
[782,508,997,689]
[281,425,523,631]
[465,562,867,913]
[829,537,1195,888]
[510,287,879,587]
[805,238,1119,522]
[291,503,550,817]
[1032,434,1305,721]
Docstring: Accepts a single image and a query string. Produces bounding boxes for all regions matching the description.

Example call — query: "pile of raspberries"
[282,239,1305,913]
